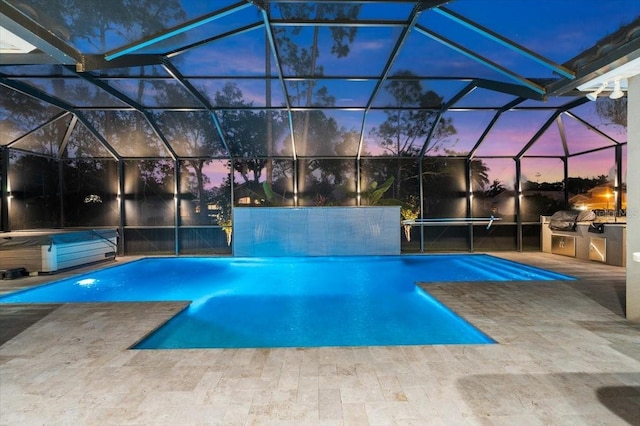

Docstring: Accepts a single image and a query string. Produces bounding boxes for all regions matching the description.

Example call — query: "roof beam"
[79,54,164,72]
[0,1,81,65]
[104,1,252,61]
[0,76,121,160]
[67,67,146,111]
[444,82,477,109]
[364,5,425,108]
[417,82,475,159]
[468,97,525,159]
[1,74,75,111]
[516,96,590,159]
[72,113,121,160]
[57,115,78,160]
[161,59,232,159]
[566,143,621,158]
[167,21,264,58]
[555,115,570,158]
[0,52,58,65]
[563,110,621,145]
[415,25,546,95]
[259,7,298,161]
[6,111,70,148]
[515,112,561,160]
[358,2,425,160]
[434,7,574,79]
[473,78,544,100]
[270,19,406,27]
[417,109,445,159]
[69,67,179,160]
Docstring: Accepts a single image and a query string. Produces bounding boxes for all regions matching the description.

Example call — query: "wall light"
[586,81,607,101]
[609,79,624,99]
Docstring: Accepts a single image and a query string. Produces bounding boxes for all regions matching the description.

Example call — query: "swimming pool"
[0,255,574,348]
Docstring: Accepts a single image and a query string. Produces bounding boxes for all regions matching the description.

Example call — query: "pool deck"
[1,252,638,425]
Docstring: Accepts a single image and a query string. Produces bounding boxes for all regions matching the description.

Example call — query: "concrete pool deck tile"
[361,399,415,424]
[341,401,369,424]
[339,382,386,405]
[318,387,343,419]
[298,375,320,401]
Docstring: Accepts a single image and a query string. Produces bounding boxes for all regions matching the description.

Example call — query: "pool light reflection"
[76,278,98,287]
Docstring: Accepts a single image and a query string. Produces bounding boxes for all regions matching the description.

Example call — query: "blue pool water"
[0,255,574,348]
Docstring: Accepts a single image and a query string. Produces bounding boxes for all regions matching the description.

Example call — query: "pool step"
[458,256,552,281]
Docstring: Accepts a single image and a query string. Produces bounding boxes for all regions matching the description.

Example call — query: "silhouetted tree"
[595,97,627,127]
[276,3,361,153]
[566,175,608,195]
[213,82,288,204]
[368,71,458,201]
[485,179,506,197]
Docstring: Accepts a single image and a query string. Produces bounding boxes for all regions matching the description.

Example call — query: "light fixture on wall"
[586,81,607,101]
[609,79,624,99]
[577,56,640,101]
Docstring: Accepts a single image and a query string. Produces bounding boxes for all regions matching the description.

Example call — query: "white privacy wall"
[233,207,401,256]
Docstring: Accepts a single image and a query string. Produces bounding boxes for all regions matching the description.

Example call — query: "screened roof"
[1,0,639,161]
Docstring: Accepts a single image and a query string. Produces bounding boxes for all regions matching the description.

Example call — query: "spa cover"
[0,229,117,250]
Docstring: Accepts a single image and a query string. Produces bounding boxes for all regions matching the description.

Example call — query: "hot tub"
[0,229,117,274]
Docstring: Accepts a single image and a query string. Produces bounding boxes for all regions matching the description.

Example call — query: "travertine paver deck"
[1,252,638,425]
